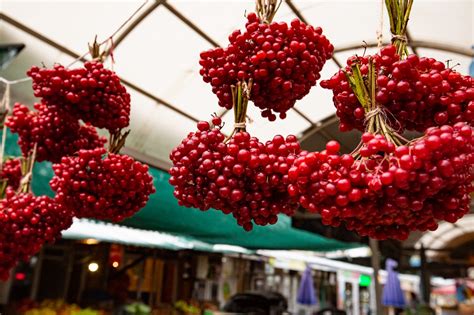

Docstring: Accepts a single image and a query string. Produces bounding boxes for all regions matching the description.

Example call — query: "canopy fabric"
[3,130,360,251]
[63,218,212,251]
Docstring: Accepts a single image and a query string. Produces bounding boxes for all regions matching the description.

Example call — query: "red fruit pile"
[0,190,73,280]
[199,13,333,121]
[28,61,131,131]
[50,148,155,222]
[321,45,474,132]
[6,103,106,163]
[169,119,300,230]
[287,122,473,240]
[1,158,22,190]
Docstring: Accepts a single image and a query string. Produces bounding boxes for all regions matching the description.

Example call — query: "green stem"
[385,0,413,58]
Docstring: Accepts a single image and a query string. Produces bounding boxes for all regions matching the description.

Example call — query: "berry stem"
[255,0,282,24]
[385,0,413,57]
[346,57,409,154]
[226,80,253,142]
[17,144,36,194]
[108,129,131,154]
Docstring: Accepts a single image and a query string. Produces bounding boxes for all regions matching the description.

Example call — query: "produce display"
[170,0,474,239]
[0,0,471,287]
[0,40,155,279]
[16,299,104,315]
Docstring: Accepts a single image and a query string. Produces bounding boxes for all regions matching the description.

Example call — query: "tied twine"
[391,34,408,43]
[234,122,246,129]
[364,104,403,132]
[17,143,37,194]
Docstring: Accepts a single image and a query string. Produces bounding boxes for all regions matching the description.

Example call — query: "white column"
[352,279,360,315]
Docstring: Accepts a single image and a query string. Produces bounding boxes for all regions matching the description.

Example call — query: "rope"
[391,34,408,43]
[234,122,246,128]
[364,106,386,125]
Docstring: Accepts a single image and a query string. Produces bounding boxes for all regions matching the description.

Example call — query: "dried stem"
[255,0,282,24]
[108,129,131,154]
[17,144,37,194]
[225,80,253,142]
[385,0,413,57]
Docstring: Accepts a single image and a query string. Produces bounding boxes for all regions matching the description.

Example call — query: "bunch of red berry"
[0,189,73,280]
[6,103,106,163]
[199,12,333,121]
[169,117,300,231]
[28,61,131,132]
[0,158,22,190]
[321,45,474,132]
[287,122,473,240]
[50,148,155,222]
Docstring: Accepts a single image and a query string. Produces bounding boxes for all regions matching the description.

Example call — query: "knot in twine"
[234,122,246,129]
[364,107,386,124]
[391,34,408,43]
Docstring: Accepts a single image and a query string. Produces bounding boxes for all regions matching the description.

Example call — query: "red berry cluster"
[199,13,333,121]
[28,61,131,131]
[321,45,474,132]
[0,158,22,190]
[6,103,106,163]
[0,190,73,280]
[50,148,155,222]
[287,123,473,240]
[169,118,300,231]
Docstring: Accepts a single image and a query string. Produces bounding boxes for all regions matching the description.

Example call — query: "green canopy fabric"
[4,130,360,251]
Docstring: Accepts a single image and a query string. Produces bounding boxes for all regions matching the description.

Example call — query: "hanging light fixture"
[0,43,25,70]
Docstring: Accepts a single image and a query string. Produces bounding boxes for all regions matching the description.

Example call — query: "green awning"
[4,130,360,251]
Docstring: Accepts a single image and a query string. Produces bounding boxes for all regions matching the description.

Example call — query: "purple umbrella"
[382,258,406,308]
[297,266,317,305]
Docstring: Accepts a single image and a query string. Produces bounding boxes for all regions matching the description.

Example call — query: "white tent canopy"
[1,0,472,169]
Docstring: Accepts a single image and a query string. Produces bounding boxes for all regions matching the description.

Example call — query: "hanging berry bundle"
[50,148,155,222]
[0,33,155,279]
[28,61,131,132]
[321,0,474,132]
[199,0,333,121]
[0,189,73,280]
[6,103,106,163]
[321,46,474,132]
[290,54,474,240]
[0,158,22,191]
[170,82,301,230]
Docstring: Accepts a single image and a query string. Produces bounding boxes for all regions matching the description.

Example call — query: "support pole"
[420,245,430,304]
[370,239,383,315]
[30,248,44,300]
